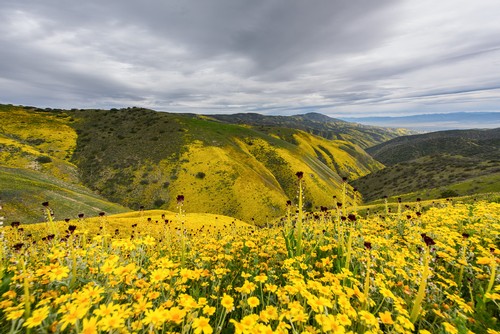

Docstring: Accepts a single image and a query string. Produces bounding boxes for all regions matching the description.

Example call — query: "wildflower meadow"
[0,176,499,334]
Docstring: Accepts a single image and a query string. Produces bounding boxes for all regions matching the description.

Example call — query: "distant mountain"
[341,112,500,131]
[209,112,413,149]
[352,128,500,202]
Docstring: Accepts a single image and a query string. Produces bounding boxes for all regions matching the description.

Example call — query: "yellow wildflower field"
[0,200,499,333]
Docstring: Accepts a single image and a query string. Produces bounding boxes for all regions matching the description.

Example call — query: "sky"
[1,0,500,117]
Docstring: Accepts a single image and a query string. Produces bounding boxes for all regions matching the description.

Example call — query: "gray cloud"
[1,0,500,117]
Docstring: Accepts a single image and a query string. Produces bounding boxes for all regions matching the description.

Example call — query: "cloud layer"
[1,0,500,116]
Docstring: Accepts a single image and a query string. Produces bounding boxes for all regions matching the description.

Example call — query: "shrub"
[195,172,206,179]
[153,199,166,207]
[440,189,459,198]
[35,156,52,164]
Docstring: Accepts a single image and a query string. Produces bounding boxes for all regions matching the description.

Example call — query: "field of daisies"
[0,194,499,333]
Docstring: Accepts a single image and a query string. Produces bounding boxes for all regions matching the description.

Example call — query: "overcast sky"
[1,0,500,117]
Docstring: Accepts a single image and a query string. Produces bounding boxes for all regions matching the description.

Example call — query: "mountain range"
[341,112,500,132]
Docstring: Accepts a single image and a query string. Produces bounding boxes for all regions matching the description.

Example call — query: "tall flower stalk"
[177,195,186,267]
[410,235,435,323]
[483,249,497,303]
[296,172,304,257]
[363,242,372,309]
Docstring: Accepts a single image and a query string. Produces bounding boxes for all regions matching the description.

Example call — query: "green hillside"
[0,105,129,223]
[0,166,129,224]
[68,107,384,222]
[353,128,500,202]
[366,128,500,165]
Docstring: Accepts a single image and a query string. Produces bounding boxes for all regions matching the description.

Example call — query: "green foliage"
[440,189,460,198]
[195,172,206,179]
[35,156,52,164]
[153,199,166,207]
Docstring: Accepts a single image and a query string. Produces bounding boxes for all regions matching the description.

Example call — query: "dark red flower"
[177,195,185,204]
[422,234,436,247]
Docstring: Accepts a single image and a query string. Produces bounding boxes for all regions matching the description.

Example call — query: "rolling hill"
[0,105,130,223]
[366,128,500,165]
[352,128,500,202]
[68,107,385,222]
[1,104,407,223]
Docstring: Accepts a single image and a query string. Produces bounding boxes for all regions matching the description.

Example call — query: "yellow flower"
[378,311,394,325]
[477,257,492,265]
[237,280,257,294]
[47,265,69,281]
[315,314,344,333]
[203,305,216,316]
[93,303,118,317]
[192,316,213,334]
[98,315,124,331]
[255,274,268,283]
[166,306,186,324]
[23,306,50,328]
[359,311,378,327]
[247,296,260,308]
[142,307,167,327]
[2,291,16,299]
[221,294,234,312]
[264,283,277,293]
[336,313,352,326]
[443,322,458,334]
[6,308,24,321]
[260,305,279,323]
[81,317,98,334]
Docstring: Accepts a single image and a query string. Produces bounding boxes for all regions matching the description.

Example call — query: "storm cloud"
[1,0,500,116]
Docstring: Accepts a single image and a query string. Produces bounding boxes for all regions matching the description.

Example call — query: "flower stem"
[410,249,430,323]
[296,178,303,257]
[483,255,497,303]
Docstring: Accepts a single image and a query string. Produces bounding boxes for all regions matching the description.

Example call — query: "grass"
[0,167,129,224]
[352,155,500,202]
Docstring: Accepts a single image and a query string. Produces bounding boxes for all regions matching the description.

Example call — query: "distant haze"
[1,1,500,117]
[340,112,500,132]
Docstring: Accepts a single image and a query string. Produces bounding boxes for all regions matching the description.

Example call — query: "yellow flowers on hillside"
[0,200,499,333]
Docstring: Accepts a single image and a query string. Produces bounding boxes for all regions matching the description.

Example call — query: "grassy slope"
[366,128,500,165]
[0,105,79,182]
[0,105,129,223]
[0,167,129,224]
[68,108,383,222]
[354,128,500,202]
